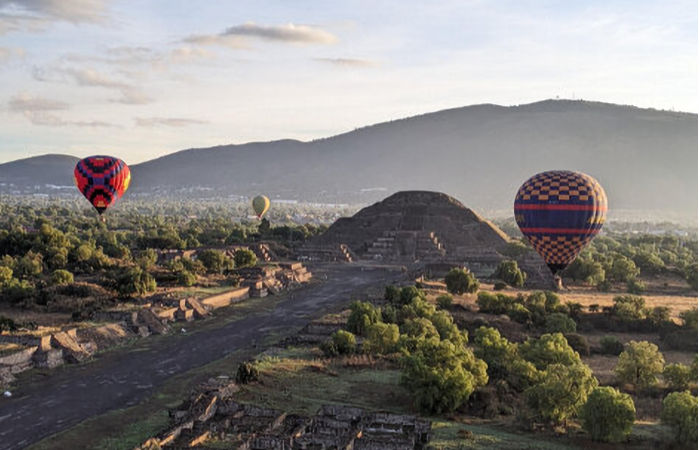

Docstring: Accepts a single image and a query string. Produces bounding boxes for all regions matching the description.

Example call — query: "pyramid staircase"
[364,231,446,261]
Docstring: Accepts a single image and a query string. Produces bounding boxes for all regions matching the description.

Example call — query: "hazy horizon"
[1,0,697,164]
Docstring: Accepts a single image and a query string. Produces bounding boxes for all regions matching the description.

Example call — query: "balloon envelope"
[252,195,270,219]
[74,156,131,215]
[514,170,607,274]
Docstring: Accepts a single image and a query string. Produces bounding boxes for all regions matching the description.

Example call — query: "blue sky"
[0,0,696,164]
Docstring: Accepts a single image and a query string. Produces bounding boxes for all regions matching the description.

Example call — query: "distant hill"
[0,154,78,188]
[1,100,697,219]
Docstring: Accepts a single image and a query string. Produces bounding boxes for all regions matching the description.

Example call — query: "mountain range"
[1,100,696,220]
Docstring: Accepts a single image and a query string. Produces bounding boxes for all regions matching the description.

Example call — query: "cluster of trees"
[562,234,697,291]
[321,285,488,414]
[318,284,698,446]
[0,201,323,308]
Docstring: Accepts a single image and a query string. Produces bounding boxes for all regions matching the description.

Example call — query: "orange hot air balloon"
[74,156,131,215]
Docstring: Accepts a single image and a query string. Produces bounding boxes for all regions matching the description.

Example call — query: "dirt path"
[0,264,404,450]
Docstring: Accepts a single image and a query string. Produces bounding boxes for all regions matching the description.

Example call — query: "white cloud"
[314,57,377,68]
[184,22,337,48]
[0,46,24,63]
[8,93,115,127]
[8,93,68,111]
[134,117,208,127]
[0,0,108,22]
[63,67,155,104]
[223,23,337,44]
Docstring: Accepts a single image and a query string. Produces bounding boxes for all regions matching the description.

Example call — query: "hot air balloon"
[514,170,607,276]
[252,195,270,219]
[74,156,131,215]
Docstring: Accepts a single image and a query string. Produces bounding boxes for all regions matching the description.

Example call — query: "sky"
[0,0,697,164]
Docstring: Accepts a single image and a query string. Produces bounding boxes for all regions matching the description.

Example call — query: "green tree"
[492,260,526,287]
[50,269,74,285]
[545,313,577,334]
[436,293,453,309]
[525,363,597,426]
[136,248,158,269]
[363,322,399,354]
[580,387,636,443]
[608,256,640,282]
[661,391,698,446]
[346,301,381,336]
[663,363,693,391]
[0,265,13,286]
[115,266,157,297]
[176,269,197,287]
[612,295,647,321]
[473,326,540,391]
[197,249,233,274]
[519,333,581,370]
[679,307,698,330]
[233,249,257,268]
[14,250,43,279]
[615,340,665,388]
[444,267,479,294]
[684,263,697,290]
[400,337,488,414]
[328,330,356,355]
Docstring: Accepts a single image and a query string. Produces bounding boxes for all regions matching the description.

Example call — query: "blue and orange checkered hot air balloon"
[74,156,131,215]
[514,170,607,275]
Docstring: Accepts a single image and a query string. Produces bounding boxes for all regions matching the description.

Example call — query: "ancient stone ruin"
[139,377,431,449]
[298,190,551,283]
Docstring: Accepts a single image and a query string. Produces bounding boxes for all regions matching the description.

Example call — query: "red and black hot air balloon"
[514,170,607,275]
[74,156,131,215]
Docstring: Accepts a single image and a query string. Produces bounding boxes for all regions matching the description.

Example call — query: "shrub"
[588,304,600,313]
[661,391,698,446]
[543,291,561,312]
[476,291,510,315]
[114,266,156,297]
[233,249,257,268]
[647,306,671,327]
[684,263,698,290]
[680,308,698,330]
[596,280,611,292]
[50,269,74,285]
[384,285,401,303]
[615,341,665,388]
[663,363,693,391]
[400,337,488,414]
[331,330,356,355]
[564,333,590,357]
[612,295,646,321]
[492,260,525,287]
[626,279,645,294]
[525,363,597,426]
[436,294,453,310]
[580,387,636,442]
[381,305,398,324]
[545,313,577,334]
[507,303,531,324]
[493,281,507,291]
[176,269,197,287]
[0,316,17,332]
[599,336,624,356]
[235,361,260,384]
[565,301,583,320]
[398,286,424,305]
[445,267,479,294]
[363,323,399,354]
[346,301,381,336]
